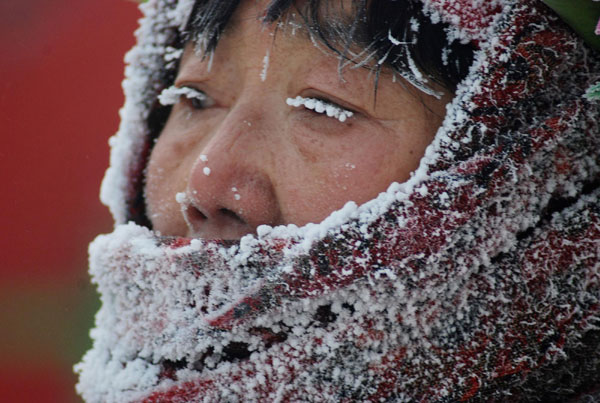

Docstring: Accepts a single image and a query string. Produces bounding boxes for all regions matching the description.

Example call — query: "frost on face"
[158,85,208,106]
[286,96,354,122]
[260,49,270,82]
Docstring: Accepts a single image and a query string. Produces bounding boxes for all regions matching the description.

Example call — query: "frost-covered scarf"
[76,0,600,401]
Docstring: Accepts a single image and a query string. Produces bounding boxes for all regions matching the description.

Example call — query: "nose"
[182,111,282,240]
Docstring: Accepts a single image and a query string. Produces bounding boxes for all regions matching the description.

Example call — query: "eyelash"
[286,96,354,122]
[158,85,214,110]
[158,86,354,122]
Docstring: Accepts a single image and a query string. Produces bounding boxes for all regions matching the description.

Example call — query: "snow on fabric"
[76,0,600,401]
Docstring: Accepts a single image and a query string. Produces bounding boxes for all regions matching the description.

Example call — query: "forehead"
[180,1,340,72]
[185,0,367,54]
[183,1,386,87]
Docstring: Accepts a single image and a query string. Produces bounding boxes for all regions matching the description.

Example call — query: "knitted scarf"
[76,0,600,401]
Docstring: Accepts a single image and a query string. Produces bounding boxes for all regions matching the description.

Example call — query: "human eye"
[286,96,354,123]
[158,85,215,110]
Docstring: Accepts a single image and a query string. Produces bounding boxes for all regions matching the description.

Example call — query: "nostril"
[180,203,208,237]
[219,208,246,224]
[187,205,207,222]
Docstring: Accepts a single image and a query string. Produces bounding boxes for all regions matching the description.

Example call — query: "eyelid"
[286,96,354,122]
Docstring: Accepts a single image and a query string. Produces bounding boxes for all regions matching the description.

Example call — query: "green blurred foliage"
[0,279,101,402]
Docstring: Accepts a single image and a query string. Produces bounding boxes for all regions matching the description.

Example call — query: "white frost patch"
[175,192,188,205]
[260,49,270,82]
[286,96,354,123]
[158,86,207,106]
[164,46,183,65]
[203,167,211,176]
[169,0,196,30]
[388,29,415,46]
[256,224,272,238]
[410,17,420,32]
[207,50,215,72]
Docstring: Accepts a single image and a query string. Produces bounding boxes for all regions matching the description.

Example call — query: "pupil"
[191,97,203,109]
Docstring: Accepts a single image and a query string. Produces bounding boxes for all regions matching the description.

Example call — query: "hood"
[76,0,600,401]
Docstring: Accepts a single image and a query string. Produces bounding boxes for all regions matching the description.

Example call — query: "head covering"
[76,0,600,401]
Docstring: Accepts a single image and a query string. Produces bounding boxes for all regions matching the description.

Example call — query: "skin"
[145,1,453,240]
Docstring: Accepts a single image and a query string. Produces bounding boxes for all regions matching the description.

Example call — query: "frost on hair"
[183,0,475,93]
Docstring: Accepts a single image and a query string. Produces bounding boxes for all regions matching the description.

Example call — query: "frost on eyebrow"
[286,96,354,122]
[158,85,207,106]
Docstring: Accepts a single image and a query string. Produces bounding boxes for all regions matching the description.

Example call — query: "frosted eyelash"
[286,96,354,122]
[158,85,207,106]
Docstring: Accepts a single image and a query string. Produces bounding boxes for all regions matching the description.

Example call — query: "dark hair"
[184,0,475,91]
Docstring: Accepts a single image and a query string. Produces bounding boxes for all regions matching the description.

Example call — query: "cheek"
[145,128,197,233]
[145,150,178,233]
[278,123,428,225]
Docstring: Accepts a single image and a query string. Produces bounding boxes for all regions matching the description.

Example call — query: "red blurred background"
[0,1,140,401]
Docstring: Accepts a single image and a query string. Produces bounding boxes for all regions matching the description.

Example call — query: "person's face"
[145,1,452,240]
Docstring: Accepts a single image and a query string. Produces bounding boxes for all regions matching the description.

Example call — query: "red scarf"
[76,0,600,401]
